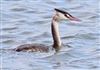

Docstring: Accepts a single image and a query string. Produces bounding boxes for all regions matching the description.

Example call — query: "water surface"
[0,0,100,70]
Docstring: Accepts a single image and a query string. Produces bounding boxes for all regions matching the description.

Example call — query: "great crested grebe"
[14,8,80,52]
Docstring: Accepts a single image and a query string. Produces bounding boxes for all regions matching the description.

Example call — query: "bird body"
[12,8,80,52]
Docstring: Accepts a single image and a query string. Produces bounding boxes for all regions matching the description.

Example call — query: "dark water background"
[0,0,100,70]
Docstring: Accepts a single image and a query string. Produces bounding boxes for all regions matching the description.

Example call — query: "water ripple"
[2,27,18,31]
[75,33,99,40]
[10,5,27,12]
[1,0,99,70]
[69,56,100,69]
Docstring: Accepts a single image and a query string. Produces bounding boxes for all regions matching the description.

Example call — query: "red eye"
[65,14,81,21]
[64,14,70,18]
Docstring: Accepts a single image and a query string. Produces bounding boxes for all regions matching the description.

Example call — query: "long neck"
[51,17,62,52]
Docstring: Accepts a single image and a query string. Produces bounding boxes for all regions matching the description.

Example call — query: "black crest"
[54,8,73,17]
[55,8,68,14]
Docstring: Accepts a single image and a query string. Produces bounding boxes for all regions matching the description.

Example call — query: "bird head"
[54,8,80,22]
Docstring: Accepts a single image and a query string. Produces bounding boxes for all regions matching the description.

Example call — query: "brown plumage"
[15,44,49,52]
[13,8,80,52]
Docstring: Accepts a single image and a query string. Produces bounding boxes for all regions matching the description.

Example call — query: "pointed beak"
[65,14,81,22]
[68,16,81,21]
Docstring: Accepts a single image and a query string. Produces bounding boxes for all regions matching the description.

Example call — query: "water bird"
[14,8,80,52]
